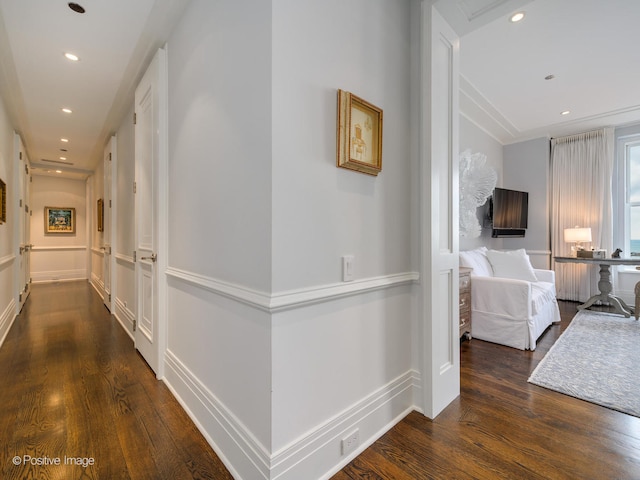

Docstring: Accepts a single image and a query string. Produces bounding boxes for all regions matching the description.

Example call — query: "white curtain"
[551,127,615,301]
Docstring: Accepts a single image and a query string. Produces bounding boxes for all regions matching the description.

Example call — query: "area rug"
[528,310,640,417]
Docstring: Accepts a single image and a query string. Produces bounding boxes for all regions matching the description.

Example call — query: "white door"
[420,6,460,418]
[134,48,166,375]
[103,139,114,311]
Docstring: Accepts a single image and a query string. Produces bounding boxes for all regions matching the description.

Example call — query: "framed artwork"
[336,89,383,176]
[45,206,76,234]
[97,198,104,232]
[0,178,5,224]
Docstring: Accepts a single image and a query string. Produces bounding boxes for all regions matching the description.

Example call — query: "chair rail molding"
[165,267,419,314]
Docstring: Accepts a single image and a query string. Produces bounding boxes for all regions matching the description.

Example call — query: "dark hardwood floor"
[1,281,233,480]
[333,301,640,479]
[4,282,640,479]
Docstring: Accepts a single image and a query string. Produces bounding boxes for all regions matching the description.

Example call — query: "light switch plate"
[342,255,354,282]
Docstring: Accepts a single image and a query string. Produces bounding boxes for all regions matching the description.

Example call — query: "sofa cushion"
[486,248,538,282]
[459,247,493,277]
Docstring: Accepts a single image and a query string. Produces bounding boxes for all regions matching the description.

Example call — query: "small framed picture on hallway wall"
[0,177,5,224]
[45,206,75,234]
[336,89,383,176]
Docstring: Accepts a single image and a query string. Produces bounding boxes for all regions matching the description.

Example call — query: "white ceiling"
[440,0,640,144]
[0,0,638,182]
[0,0,189,179]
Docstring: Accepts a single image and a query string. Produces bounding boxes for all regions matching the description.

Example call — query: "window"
[627,142,640,256]
[616,132,640,257]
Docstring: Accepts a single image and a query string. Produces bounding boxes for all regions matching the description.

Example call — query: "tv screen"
[491,187,528,230]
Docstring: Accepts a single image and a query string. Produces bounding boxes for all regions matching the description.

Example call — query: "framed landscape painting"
[45,206,76,234]
[0,178,5,224]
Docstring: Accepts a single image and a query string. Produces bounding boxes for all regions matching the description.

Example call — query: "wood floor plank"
[333,301,640,479]
[0,281,232,479]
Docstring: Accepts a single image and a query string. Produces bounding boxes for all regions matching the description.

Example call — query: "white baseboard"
[31,270,86,283]
[0,299,16,349]
[163,349,417,480]
[114,297,135,340]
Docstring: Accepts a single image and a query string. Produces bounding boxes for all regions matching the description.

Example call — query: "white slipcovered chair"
[459,247,561,350]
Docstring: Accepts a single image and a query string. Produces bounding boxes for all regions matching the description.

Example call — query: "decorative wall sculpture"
[459,149,497,238]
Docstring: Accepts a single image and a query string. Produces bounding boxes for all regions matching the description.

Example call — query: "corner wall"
[161,1,418,479]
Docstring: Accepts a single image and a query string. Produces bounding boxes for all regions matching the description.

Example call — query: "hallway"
[1,281,232,480]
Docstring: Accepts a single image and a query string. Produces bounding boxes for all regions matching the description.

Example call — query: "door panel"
[134,48,164,374]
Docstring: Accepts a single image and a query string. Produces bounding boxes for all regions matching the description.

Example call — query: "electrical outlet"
[341,428,360,455]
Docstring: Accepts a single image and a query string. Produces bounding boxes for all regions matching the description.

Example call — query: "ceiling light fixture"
[561,110,571,116]
[545,74,555,80]
[61,138,69,142]
[56,170,62,174]
[510,12,525,22]
[64,52,79,62]
[62,108,72,114]
[68,3,86,14]
[60,157,67,161]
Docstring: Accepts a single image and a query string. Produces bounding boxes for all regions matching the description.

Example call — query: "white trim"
[90,272,105,299]
[31,245,87,252]
[90,247,105,257]
[163,348,418,480]
[163,351,262,480]
[272,371,416,480]
[0,299,16,349]
[115,253,135,265]
[0,254,15,269]
[114,297,135,340]
[166,267,419,313]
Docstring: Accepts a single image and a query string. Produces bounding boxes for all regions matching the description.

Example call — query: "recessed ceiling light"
[68,3,86,14]
[61,138,69,142]
[62,108,72,114]
[510,12,525,22]
[60,148,68,152]
[561,110,571,116]
[545,74,555,80]
[60,157,67,161]
[64,52,79,62]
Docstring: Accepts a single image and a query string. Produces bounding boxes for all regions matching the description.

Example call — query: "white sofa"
[459,247,561,350]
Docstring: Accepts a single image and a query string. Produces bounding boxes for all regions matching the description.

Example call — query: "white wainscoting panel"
[0,299,16,349]
[31,246,87,283]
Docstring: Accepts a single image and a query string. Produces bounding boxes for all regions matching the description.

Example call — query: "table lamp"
[564,226,592,256]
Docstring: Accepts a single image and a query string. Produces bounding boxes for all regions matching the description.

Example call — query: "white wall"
[162,1,417,479]
[0,95,15,345]
[30,175,87,282]
[164,1,274,475]
[459,114,503,251]
[89,161,105,294]
[114,105,136,336]
[503,137,551,268]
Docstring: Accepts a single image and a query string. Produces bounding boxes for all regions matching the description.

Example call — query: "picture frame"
[0,178,5,224]
[97,198,104,232]
[45,206,76,234]
[336,89,383,176]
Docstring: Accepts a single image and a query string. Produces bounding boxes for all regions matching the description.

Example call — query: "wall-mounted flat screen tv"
[490,187,528,237]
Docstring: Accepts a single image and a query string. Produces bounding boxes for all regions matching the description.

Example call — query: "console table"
[554,256,639,318]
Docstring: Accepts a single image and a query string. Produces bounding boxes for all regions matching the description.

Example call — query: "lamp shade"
[564,227,592,243]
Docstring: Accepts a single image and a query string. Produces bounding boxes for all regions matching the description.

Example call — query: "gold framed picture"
[336,89,383,176]
[97,198,104,232]
[45,206,76,234]
[0,178,5,224]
